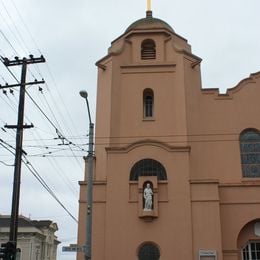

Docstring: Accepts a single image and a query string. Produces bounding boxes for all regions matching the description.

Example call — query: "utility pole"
[0,55,45,259]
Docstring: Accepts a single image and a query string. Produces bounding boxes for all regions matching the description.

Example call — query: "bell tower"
[78,8,203,260]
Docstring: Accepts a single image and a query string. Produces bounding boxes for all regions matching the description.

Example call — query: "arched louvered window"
[141,39,156,60]
[138,243,160,260]
[143,89,154,118]
[130,159,167,181]
[240,129,260,177]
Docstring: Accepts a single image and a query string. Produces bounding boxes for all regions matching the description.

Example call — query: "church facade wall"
[77,11,260,260]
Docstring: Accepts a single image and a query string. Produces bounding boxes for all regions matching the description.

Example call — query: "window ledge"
[242,177,260,182]
[143,117,155,121]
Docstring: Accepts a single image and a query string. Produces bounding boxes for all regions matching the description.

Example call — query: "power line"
[25,90,88,154]
[28,147,85,157]
[27,155,84,158]
[0,56,20,82]
[0,29,17,55]
[37,88,66,135]
[0,93,17,115]
[27,127,80,199]
[1,54,86,172]
[0,139,78,223]
[0,0,29,51]
[0,8,28,55]
[9,0,42,55]
[0,140,15,155]
[1,56,86,172]
[4,0,85,145]
[22,158,78,223]
[0,160,14,166]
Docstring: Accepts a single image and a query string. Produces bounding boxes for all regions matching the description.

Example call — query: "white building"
[0,215,60,260]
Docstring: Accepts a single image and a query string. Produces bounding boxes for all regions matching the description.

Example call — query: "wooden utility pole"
[0,55,45,259]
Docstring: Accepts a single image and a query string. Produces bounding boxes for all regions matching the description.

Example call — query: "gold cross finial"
[147,0,151,11]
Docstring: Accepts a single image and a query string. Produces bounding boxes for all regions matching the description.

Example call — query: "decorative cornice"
[121,63,176,74]
[121,63,176,69]
[106,139,190,153]
[190,179,219,184]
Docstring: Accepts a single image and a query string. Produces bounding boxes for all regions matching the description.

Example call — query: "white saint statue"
[143,183,153,211]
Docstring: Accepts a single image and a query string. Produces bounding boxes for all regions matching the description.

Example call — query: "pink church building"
[77,9,260,260]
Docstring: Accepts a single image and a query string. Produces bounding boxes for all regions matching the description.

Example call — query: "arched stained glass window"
[138,243,160,260]
[141,39,156,60]
[130,159,167,181]
[242,241,260,260]
[240,129,260,177]
[143,89,154,118]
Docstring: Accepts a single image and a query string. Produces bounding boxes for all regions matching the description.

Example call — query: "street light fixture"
[79,90,94,260]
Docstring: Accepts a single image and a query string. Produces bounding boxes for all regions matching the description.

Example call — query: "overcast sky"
[0,1,259,259]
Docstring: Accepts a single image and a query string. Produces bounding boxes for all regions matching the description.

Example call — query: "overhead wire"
[0,1,86,224]
[0,29,17,56]
[0,0,42,81]
[0,2,81,225]
[34,85,87,170]
[27,127,80,199]
[29,146,84,157]
[0,92,18,115]
[0,72,80,216]
[0,160,14,166]
[0,139,15,154]
[25,89,87,170]
[0,7,28,55]
[37,88,65,135]
[1,131,246,149]
[43,77,82,139]
[25,89,88,159]
[7,0,84,142]
[0,84,32,125]
[46,157,79,198]
[0,2,87,172]
[0,139,78,223]
[0,55,21,92]
[9,0,42,55]
[23,158,78,223]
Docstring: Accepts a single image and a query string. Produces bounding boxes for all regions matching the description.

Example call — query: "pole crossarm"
[0,80,45,89]
[4,123,34,129]
[2,55,45,66]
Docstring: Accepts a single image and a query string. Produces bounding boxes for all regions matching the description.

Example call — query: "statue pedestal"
[140,210,157,222]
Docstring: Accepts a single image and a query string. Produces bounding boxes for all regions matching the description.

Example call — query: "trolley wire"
[0,139,78,223]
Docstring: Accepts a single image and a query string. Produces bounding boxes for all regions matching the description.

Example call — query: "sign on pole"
[62,244,84,253]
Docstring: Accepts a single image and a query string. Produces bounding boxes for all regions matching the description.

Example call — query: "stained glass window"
[242,242,260,260]
[240,129,260,177]
[138,243,160,260]
[130,159,167,181]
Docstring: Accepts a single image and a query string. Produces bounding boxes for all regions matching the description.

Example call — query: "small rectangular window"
[143,89,154,119]
[199,250,217,260]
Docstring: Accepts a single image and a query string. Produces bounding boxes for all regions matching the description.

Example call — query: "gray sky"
[0,1,259,259]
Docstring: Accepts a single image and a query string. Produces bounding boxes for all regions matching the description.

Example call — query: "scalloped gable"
[202,71,260,98]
